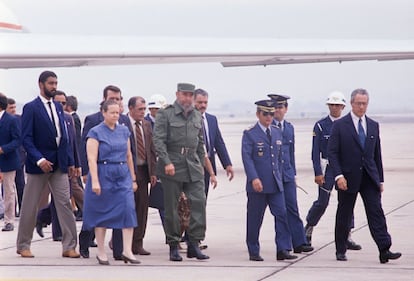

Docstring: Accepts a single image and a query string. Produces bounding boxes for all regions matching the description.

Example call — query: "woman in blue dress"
[83,100,139,265]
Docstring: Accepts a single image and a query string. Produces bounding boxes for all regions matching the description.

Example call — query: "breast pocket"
[169,122,185,141]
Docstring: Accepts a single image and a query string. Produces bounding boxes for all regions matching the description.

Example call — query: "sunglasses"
[261,111,274,117]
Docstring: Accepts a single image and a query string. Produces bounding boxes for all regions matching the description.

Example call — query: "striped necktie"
[135,122,146,161]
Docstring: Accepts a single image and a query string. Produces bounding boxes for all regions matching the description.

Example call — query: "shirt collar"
[39,95,51,104]
[257,122,269,133]
[350,111,365,122]
[0,110,4,120]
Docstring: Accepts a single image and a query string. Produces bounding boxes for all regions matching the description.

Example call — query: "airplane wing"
[1,34,414,69]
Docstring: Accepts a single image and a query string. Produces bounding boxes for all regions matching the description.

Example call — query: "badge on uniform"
[257,142,264,157]
[276,140,282,145]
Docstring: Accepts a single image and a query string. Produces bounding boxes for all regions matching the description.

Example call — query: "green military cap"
[255,99,276,113]
[177,83,195,93]
[267,94,290,108]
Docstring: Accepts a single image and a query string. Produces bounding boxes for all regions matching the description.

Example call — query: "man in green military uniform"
[153,83,209,262]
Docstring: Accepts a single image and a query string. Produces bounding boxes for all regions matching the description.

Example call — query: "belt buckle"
[181,147,189,154]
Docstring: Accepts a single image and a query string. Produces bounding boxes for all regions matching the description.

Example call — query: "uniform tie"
[47,101,58,137]
[266,127,271,142]
[277,121,282,131]
[358,118,366,148]
[135,122,146,161]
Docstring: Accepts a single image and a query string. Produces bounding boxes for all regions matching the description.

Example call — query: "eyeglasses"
[261,111,273,117]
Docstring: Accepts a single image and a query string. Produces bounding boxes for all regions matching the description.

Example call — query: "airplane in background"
[1,1,414,69]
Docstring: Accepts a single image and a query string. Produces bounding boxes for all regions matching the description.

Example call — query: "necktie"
[277,122,282,131]
[47,101,58,137]
[266,128,271,142]
[135,122,146,161]
[202,116,209,154]
[358,118,366,148]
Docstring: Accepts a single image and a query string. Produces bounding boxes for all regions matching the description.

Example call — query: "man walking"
[328,88,401,263]
[16,71,79,258]
[153,83,209,262]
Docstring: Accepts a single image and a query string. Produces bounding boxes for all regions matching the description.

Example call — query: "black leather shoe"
[336,253,347,261]
[35,221,44,238]
[80,249,89,258]
[346,240,362,250]
[187,242,209,260]
[2,223,14,232]
[89,241,98,247]
[276,250,297,260]
[379,250,401,264]
[293,244,314,253]
[169,244,183,262]
[249,255,264,261]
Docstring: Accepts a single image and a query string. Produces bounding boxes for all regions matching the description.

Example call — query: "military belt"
[168,146,196,155]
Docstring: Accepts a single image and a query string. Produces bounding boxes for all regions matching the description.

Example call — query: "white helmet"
[148,94,167,109]
[326,91,346,105]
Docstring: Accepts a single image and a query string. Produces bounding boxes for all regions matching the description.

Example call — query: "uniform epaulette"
[244,124,255,132]
[164,104,173,109]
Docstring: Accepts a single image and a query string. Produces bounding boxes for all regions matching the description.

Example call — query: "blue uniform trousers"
[246,191,292,256]
[306,165,355,228]
[283,180,307,248]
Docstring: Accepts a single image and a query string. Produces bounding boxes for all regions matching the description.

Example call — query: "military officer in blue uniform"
[304,92,361,250]
[268,94,313,254]
[242,99,297,262]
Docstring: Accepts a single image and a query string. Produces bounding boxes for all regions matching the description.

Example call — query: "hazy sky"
[1,0,414,117]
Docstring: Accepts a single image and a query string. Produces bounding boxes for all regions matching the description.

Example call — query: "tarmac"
[1,116,413,281]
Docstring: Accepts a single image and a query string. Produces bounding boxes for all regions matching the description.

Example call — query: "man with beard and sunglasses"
[153,83,209,262]
[16,71,80,258]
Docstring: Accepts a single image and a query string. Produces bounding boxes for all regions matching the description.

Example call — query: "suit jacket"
[204,112,232,174]
[242,123,283,193]
[327,113,383,193]
[80,111,130,175]
[0,111,21,172]
[64,113,80,168]
[144,113,155,129]
[71,111,82,151]
[22,97,74,174]
[273,119,296,182]
[128,117,156,178]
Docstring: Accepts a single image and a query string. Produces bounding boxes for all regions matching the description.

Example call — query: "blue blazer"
[0,112,21,172]
[22,97,74,174]
[205,112,232,173]
[80,111,130,175]
[273,119,296,182]
[327,113,384,193]
[242,123,283,193]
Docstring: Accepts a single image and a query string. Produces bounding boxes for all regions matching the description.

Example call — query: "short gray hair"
[350,88,369,103]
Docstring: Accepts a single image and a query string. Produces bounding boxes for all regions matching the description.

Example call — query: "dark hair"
[7,98,16,105]
[128,96,145,108]
[54,90,67,98]
[101,99,119,112]
[66,95,78,111]
[194,88,209,99]
[103,85,121,100]
[0,95,7,110]
[38,71,57,83]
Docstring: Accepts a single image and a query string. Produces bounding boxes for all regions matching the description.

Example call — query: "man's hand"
[68,166,76,179]
[150,176,157,187]
[226,165,234,181]
[165,163,175,176]
[39,159,54,173]
[210,175,218,189]
[336,177,348,191]
[252,178,263,192]
[314,175,325,186]
[132,182,138,192]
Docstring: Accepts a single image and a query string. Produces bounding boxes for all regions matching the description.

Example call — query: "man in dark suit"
[16,71,80,258]
[0,94,21,232]
[78,85,130,259]
[328,88,401,263]
[127,96,157,255]
[268,94,313,255]
[193,88,234,197]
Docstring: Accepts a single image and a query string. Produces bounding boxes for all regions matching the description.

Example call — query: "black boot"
[187,241,209,260]
[169,244,183,262]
